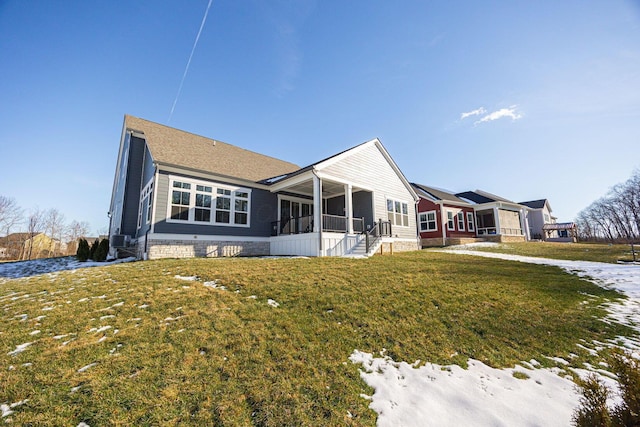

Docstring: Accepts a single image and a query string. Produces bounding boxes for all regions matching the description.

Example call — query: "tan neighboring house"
[0,232,67,260]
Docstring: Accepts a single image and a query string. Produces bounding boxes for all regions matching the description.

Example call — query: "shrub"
[93,238,109,262]
[76,238,90,262]
[89,239,99,261]
[573,350,640,427]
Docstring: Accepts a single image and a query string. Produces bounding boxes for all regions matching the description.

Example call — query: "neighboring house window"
[446,211,455,231]
[544,213,550,223]
[457,212,465,231]
[171,181,191,220]
[168,177,251,227]
[387,199,409,227]
[466,212,475,232]
[419,211,437,232]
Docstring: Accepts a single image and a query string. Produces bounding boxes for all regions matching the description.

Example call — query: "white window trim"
[386,198,410,228]
[138,178,155,230]
[457,211,465,231]
[419,210,437,232]
[446,210,455,231]
[466,211,475,232]
[166,176,251,228]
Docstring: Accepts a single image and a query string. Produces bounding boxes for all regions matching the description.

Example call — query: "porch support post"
[493,207,502,235]
[345,183,353,234]
[313,174,322,233]
[520,208,530,240]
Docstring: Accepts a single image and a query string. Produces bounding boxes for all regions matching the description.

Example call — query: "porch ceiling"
[281,179,361,198]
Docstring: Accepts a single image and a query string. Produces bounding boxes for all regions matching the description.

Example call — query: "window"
[446,211,455,230]
[544,213,550,223]
[171,181,191,221]
[168,177,250,227]
[387,199,409,227]
[419,211,437,232]
[215,188,231,223]
[234,191,249,225]
[195,185,212,222]
[466,212,475,232]
[457,212,465,231]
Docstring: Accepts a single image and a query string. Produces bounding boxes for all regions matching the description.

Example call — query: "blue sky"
[1,1,639,234]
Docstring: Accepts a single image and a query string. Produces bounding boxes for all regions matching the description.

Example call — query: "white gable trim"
[315,139,419,202]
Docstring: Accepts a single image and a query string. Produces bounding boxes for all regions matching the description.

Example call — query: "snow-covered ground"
[350,244,640,427]
[0,256,135,280]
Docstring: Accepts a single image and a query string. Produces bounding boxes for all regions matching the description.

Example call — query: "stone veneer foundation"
[145,238,270,259]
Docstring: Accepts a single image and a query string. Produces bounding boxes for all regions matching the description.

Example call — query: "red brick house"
[411,183,479,246]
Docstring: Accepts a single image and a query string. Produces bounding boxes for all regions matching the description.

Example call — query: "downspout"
[312,169,323,255]
[441,202,447,246]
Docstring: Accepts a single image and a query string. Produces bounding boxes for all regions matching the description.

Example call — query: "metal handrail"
[365,219,392,253]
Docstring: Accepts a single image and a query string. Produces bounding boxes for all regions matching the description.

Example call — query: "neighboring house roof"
[411,183,471,204]
[519,199,549,210]
[455,190,515,205]
[124,115,301,183]
[520,199,546,209]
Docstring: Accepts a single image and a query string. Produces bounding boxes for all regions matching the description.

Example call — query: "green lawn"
[0,251,633,425]
[452,241,637,264]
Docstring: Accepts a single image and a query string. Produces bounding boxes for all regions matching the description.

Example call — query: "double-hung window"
[168,177,251,227]
[466,212,475,232]
[457,212,465,231]
[171,181,191,220]
[446,211,455,231]
[215,189,232,223]
[195,185,212,222]
[387,199,409,227]
[419,211,437,232]
[234,191,249,225]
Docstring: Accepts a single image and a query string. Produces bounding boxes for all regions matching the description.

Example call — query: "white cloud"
[475,106,523,124]
[460,107,486,120]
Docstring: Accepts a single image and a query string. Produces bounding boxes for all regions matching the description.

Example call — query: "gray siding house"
[108,115,420,259]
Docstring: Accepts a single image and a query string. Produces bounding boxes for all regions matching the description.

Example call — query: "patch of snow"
[175,275,198,281]
[350,351,581,427]
[7,342,33,356]
[29,330,41,336]
[267,299,280,308]
[77,363,97,373]
[0,256,136,279]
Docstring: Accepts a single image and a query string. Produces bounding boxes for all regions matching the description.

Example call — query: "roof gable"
[124,115,300,183]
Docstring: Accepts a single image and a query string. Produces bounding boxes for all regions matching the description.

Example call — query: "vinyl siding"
[121,135,145,236]
[318,143,417,239]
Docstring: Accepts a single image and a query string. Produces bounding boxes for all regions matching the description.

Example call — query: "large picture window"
[419,211,437,232]
[387,199,409,227]
[168,177,251,227]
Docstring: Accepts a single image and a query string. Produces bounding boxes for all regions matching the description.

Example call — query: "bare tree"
[24,209,45,260]
[66,220,90,255]
[576,169,640,242]
[44,208,66,257]
[0,195,24,236]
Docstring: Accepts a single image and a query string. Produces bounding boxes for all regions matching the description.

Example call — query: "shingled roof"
[124,115,300,183]
[411,183,470,204]
[519,199,548,209]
